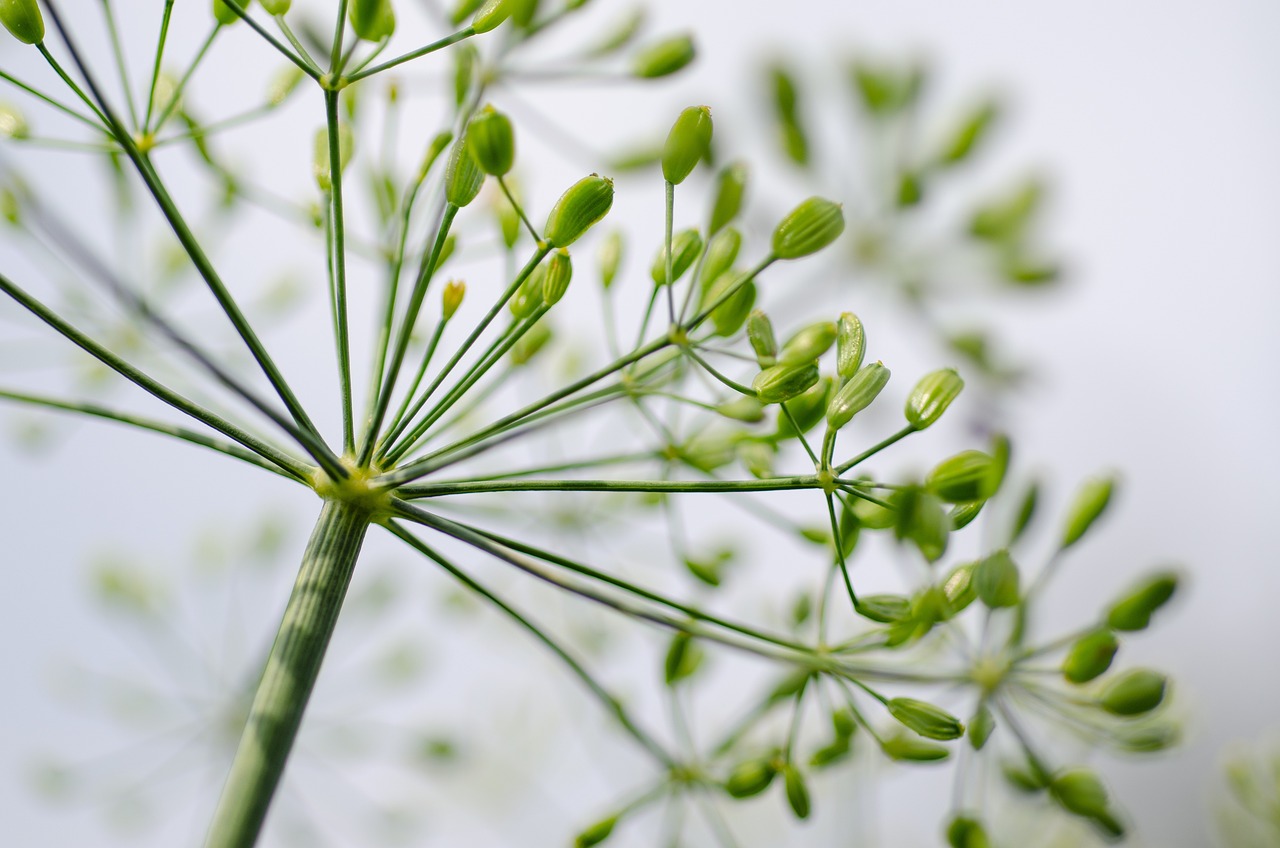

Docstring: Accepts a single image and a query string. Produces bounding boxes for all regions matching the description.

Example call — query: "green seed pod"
[771,196,845,259]
[776,377,832,439]
[508,264,546,319]
[213,0,250,27]
[905,368,964,430]
[717,397,765,423]
[509,320,552,365]
[1062,628,1118,684]
[881,733,950,763]
[709,162,748,234]
[974,549,1020,608]
[769,63,809,166]
[809,737,851,769]
[826,362,890,429]
[312,122,355,192]
[509,0,537,27]
[260,0,291,14]
[0,102,29,139]
[1098,669,1167,716]
[893,486,950,563]
[779,321,836,366]
[949,501,984,531]
[631,33,696,79]
[725,758,776,798]
[970,176,1044,243]
[968,704,995,750]
[544,174,614,248]
[452,43,477,106]
[661,105,713,185]
[1116,723,1179,754]
[441,279,466,320]
[1050,769,1110,817]
[597,230,623,289]
[1009,479,1039,545]
[855,594,911,623]
[416,130,454,181]
[782,764,811,819]
[942,562,977,616]
[541,249,572,307]
[705,271,756,337]
[947,816,990,848]
[650,228,703,286]
[1061,474,1116,549]
[1106,571,1179,632]
[266,65,305,106]
[663,632,704,685]
[737,439,775,479]
[746,310,777,367]
[1003,761,1049,794]
[0,0,44,43]
[888,698,964,741]
[349,0,396,40]
[927,450,999,504]
[444,135,485,207]
[753,363,819,405]
[895,169,924,208]
[835,313,865,380]
[936,98,999,166]
[699,227,741,288]
[471,0,512,32]
[467,105,515,176]
[574,815,617,847]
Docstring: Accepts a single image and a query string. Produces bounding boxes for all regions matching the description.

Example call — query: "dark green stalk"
[324,90,355,453]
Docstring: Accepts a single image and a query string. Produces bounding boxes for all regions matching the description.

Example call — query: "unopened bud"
[779,321,836,367]
[1050,769,1110,818]
[905,368,964,430]
[974,549,1019,608]
[0,0,43,43]
[717,397,765,423]
[544,174,614,247]
[441,279,466,320]
[542,249,573,306]
[946,815,990,848]
[1061,475,1116,549]
[699,227,741,287]
[888,698,964,741]
[444,135,485,207]
[260,0,291,14]
[631,34,696,79]
[471,0,512,32]
[704,271,756,337]
[746,310,776,366]
[348,0,396,40]
[573,815,617,848]
[1106,571,1178,632]
[651,228,702,286]
[835,312,865,379]
[725,758,776,798]
[855,594,911,623]
[783,764,811,819]
[1062,628,1118,684]
[213,0,248,27]
[753,362,818,405]
[709,162,748,233]
[776,377,832,439]
[772,197,844,259]
[313,122,355,192]
[508,265,545,319]
[967,704,995,750]
[881,733,950,763]
[1098,669,1167,716]
[927,450,999,503]
[597,230,623,289]
[662,105,712,185]
[826,362,890,429]
[468,105,515,176]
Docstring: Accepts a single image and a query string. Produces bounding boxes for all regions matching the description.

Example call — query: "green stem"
[347,28,477,82]
[834,424,915,474]
[204,499,370,848]
[143,0,176,129]
[100,0,139,128]
[0,69,105,133]
[150,26,219,134]
[324,90,355,453]
[398,475,822,498]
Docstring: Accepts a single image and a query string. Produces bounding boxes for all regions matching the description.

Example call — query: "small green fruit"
[662,105,713,185]
[771,196,845,259]
[544,174,614,247]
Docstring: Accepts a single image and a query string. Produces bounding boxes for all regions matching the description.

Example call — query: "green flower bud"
[855,593,911,623]
[835,312,865,380]
[1061,474,1116,549]
[651,228,702,286]
[467,105,515,176]
[771,196,845,259]
[888,698,964,741]
[936,98,999,166]
[809,737,852,769]
[663,632,704,685]
[349,0,396,40]
[544,174,614,248]
[881,733,950,763]
[453,43,477,106]
[699,227,741,288]
[753,363,819,405]
[746,310,777,367]
[213,0,250,27]
[947,816,990,848]
[737,439,775,479]
[509,320,552,365]
[597,230,623,289]
[725,758,776,798]
[509,0,537,27]
[0,102,29,139]
[949,501,984,531]
[0,0,43,44]
[1050,769,1110,817]
[437,234,457,268]
[779,321,836,366]
[451,0,486,24]
[574,815,617,847]
[927,450,999,504]
[1062,628,1118,684]
[893,486,950,563]
[905,368,964,430]
[444,135,485,207]
[266,65,305,106]
[416,130,454,181]
[471,0,512,33]
[769,63,809,166]
[1003,761,1049,793]
[508,265,545,319]
[783,764,811,819]
[1106,571,1179,632]
[260,0,290,14]
[970,176,1044,243]
[631,33,696,79]
[1098,669,1167,716]
[717,397,765,423]
[1009,480,1040,546]
[704,271,756,337]
[942,562,977,616]
[662,105,713,185]
[826,362,890,429]
[312,122,355,192]
[776,377,832,439]
[541,249,572,306]
[974,549,1020,608]
[968,704,995,750]
[441,279,466,320]
[709,162,748,233]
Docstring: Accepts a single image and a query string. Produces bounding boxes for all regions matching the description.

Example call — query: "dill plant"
[0,1,1181,846]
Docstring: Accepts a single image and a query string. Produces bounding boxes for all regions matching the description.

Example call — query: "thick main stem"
[204,499,370,848]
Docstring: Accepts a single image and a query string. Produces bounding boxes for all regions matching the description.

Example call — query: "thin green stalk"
[497,176,539,242]
[329,0,351,72]
[824,490,859,612]
[143,0,176,129]
[274,18,321,74]
[212,0,320,79]
[347,28,477,82]
[687,256,776,331]
[204,499,371,848]
[664,180,676,325]
[34,43,109,125]
[379,319,448,445]
[834,424,915,474]
[99,0,139,128]
[431,451,661,483]
[0,69,105,133]
[399,475,822,498]
[150,26,219,133]
[324,90,355,454]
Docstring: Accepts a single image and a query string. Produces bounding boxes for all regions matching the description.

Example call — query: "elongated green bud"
[213,0,251,26]
[468,105,515,176]
[855,593,911,623]
[705,271,756,337]
[313,122,355,192]
[471,0,512,32]
[783,764,811,819]
[597,230,623,289]
[0,102,29,139]
[509,265,545,319]
[651,228,702,286]
[632,34,696,79]
[717,397,764,423]
[0,0,43,43]
[266,66,305,106]
[1062,628,1118,684]
[772,197,844,259]
[1061,475,1116,549]
[1106,571,1178,632]
[700,227,741,287]
[942,562,977,616]
[779,321,836,366]
[574,815,617,847]
[826,361,890,429]
[968,704,995,750]
[709,162,748,233]
[416,130,454,181]
[662,105,713,185]
[509,0,537,27]
[441,279,466,320]
[260,0,290,14]
[905,368,964,430]
[1098,669,1167,716]
[888,698,964,741]
[936,98,999,166]
[835,312,865,379]
[444,135,484,207]
[949,501,984,531]
[881,733,950,762]
[927,450,999,503]
[753,362,818,405]
[974,549,1019,608]
[663,632,704,685]
[725,758,776,798]
[747,310,777,366]
[947,816,990,848]
[545,174,614,247]
[1050,769,1110,817]
[509,321,552,365]
[542,249,572,306]
[349,0,396,40]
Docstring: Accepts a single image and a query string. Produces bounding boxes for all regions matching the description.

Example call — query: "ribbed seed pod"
[753,363,819,404]
[772,197,844,259]
[541,249,573,306]
[887,698,964,741]
[0,0,44,43]
[709,162,748,233]
[650,228,702,286]
[746,310,776,366]
[467,105,515,176]
[905,368,964,430]
[835,312,865,379]
[778,321,836,366]
[544,174,614,247]
[699,227,741,287]
[597,231,623,289]
[444,135,485,207]
[348,0,396,40]
[826,362,890,429]
[662,105,713,185]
